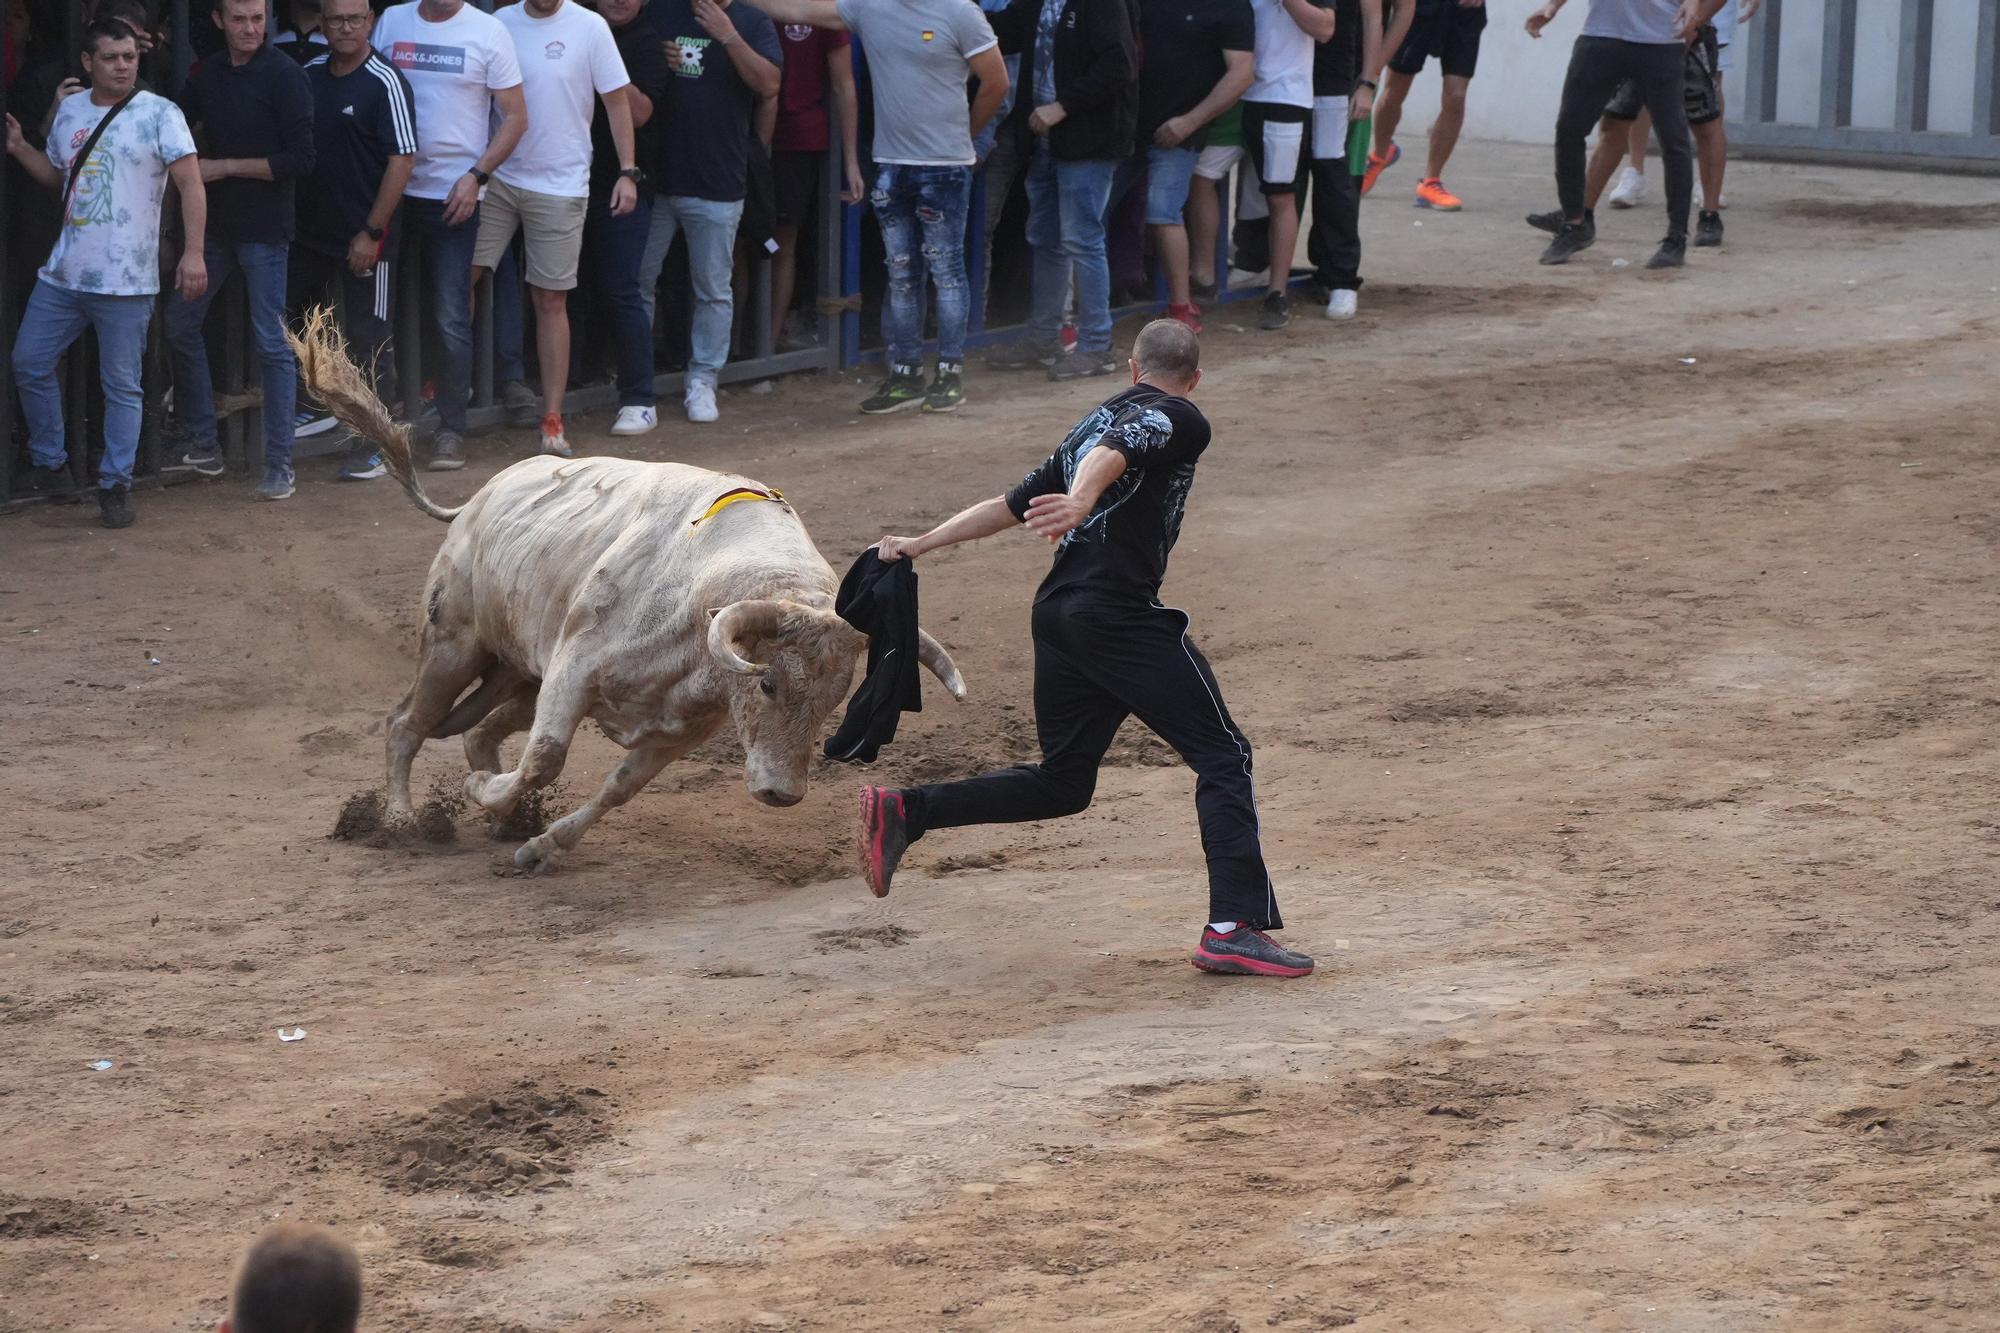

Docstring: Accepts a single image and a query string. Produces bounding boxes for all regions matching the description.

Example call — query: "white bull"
[290,312,964,873]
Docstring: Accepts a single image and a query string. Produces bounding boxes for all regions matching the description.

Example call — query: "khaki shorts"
[472,177,587,290]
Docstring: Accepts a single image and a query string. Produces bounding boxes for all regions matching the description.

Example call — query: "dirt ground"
[6,144,2000,1332]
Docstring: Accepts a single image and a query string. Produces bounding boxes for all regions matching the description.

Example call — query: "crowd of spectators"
[4,0,1744,526]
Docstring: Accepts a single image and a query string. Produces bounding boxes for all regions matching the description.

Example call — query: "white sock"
[1209,921,1238,935]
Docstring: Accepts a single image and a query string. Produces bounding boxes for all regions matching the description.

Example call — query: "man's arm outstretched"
[875,495,1020,562]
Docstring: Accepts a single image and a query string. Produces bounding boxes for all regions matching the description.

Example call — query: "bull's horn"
[918,629,968,701]
[708,600,788,675]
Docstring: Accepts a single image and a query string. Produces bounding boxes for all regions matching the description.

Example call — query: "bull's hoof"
[513,834,563,875]
[465,769,515,816]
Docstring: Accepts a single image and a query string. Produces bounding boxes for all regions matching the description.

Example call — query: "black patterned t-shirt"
[1006,383,1212,605]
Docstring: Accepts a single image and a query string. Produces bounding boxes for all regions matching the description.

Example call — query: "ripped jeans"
[871,164,972,372]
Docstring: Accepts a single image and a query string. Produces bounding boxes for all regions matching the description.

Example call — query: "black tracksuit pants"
[1556,36,1694,239]
[902,588,1282,929]
[287,239,400,406]
[1306,132,1363,293]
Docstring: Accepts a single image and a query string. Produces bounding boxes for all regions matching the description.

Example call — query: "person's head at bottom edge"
[218,1222,361,1333]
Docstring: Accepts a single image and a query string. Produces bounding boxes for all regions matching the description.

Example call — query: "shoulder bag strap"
[61,90,140,216]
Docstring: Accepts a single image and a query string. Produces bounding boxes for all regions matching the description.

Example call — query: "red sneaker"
[1167,302,1203,333]
[857,786,910,898]
[1190,926,1315,978]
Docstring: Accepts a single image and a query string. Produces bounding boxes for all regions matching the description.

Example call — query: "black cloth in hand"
[824,550,924,763]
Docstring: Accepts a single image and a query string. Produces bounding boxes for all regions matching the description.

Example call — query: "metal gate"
[1730,0,2000,165]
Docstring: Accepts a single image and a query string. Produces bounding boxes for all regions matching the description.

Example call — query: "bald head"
[1131,319,1201,395]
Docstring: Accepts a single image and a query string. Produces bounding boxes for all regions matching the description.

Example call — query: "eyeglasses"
[323,14,370,28]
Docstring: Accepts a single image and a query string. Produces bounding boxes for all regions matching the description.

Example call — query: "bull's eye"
[759,676,778,698]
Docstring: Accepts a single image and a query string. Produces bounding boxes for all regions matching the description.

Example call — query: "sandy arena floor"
[5,144,2000,1332]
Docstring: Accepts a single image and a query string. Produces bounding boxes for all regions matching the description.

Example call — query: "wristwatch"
[468,167,490,186]
[619,165,645,187]
[363,224,385,241]
[1357,78,1378,90]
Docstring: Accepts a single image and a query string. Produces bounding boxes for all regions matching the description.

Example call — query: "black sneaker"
[921,368,964,414]
[1647,235,1688,269]
[1538,219,1596,265]
[857,786,910,897]
[172,444,226,478]
[1259,291,1291,331]
[1190,926,1314,978]
[1525,209,1564,235]
[18,463,79,501]
[500,378,540,428]
[1694,210,1724,247]
[97,484,134,529]
[1191,278,1219,304]
[860,370,928,415]
[985,338,1061,372]
[1048,348,1117,382]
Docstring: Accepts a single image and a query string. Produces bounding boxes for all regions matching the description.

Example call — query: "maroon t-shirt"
[773,22,851,153]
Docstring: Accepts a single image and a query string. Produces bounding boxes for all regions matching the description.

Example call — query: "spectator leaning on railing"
[1130,0,1254,333]
[475,0,637,460]
[6,16,207,530]
[756,0,1008,417]
[290,0,417,481]
[983,0,1140,382]
[163,0,317,502]
[636,0,781,426]
[583,0,672,438]
[767,11,860,353]
[372,0,527,471]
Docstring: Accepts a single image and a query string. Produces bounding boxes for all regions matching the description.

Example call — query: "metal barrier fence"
[1730,0,2000,165]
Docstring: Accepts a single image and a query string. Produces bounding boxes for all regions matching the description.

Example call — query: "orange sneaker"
[539,412,572,458]
[1360,141,1400,196]
[1415,177,1463,211]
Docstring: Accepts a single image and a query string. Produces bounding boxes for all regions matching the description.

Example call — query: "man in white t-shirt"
[1240,0,1334,330]
[373,0,527,470]
[474,0,637,458]
[5,18,207,530]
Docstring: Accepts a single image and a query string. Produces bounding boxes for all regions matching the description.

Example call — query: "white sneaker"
[684,380,719,424]
[610,404,657,436]
[1324,289,1358,320]
[1607,165,1647,209]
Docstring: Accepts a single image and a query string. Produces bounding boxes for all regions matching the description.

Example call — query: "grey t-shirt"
[1581,0,1683,44]
[835,0,999,165]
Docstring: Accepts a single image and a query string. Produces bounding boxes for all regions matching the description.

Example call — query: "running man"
[857,319,1314,980]
[1362,0,1486,210]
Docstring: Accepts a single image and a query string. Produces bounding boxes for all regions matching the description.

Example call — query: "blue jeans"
[13,281,153,489]
[1142,144,1198,226]
[493,241,527,386]
[164,238,297,469]
[402,196,479,432]
[870,164,972,369]
[583,193,656,407]
[636,195,743,385]
[1025,148,1117,353]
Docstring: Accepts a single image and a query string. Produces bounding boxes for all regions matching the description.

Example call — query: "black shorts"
[1240,100,1309,196]
[1603,25,1721,125]
[1389,0,1488,79]
[772,149,823,227]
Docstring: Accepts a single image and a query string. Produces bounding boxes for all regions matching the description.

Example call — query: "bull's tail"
[285,306,464,524]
